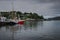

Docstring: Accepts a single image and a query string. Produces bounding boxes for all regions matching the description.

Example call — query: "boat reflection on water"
[9,24,22,40]
[24,21,38,30]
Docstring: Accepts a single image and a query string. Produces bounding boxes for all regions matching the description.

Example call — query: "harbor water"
[0,21,60,40]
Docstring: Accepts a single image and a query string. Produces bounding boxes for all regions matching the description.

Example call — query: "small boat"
[9,18,25,24]
[0,16,16,26]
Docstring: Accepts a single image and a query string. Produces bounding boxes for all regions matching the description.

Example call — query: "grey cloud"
[37,0,60,1]
[0,0,60,2]
[0,0,60,17]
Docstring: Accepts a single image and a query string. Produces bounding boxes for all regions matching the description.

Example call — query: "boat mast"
[11,0,16,19]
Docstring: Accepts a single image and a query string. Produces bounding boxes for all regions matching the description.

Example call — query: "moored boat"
[9,18,25,24]
[0,16,16,26]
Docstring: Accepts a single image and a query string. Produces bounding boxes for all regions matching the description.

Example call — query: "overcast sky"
[0,0,60,18]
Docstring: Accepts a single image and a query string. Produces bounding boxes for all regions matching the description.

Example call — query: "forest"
[0,11,44,20]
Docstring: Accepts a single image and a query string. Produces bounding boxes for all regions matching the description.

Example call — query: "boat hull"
[17,20,25,24]
[0,22,16,26]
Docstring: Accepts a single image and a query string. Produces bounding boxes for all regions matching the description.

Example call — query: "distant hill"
[47,16,60,20]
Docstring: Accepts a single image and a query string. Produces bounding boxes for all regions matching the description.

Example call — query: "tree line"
[0,11,44,20]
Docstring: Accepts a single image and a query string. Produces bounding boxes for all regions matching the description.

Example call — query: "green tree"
[16,11,23,19]
[1,12,9,18]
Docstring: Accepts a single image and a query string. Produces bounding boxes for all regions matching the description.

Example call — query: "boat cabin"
[0,16,7,22]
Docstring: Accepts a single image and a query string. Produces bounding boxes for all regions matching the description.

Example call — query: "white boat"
[9,18,25,24]
[0,16,16,26]
[9,0,25,24]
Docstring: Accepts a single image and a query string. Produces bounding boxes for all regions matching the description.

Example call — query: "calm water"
[0,21,60,40]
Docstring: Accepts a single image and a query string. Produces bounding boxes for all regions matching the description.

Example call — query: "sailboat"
[9,1,25,24]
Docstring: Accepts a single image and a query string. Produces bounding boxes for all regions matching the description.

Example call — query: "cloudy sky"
[0,0,60,18]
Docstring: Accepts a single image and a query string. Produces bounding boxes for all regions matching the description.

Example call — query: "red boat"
[18,20,25,24]
[9,19,25,24]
